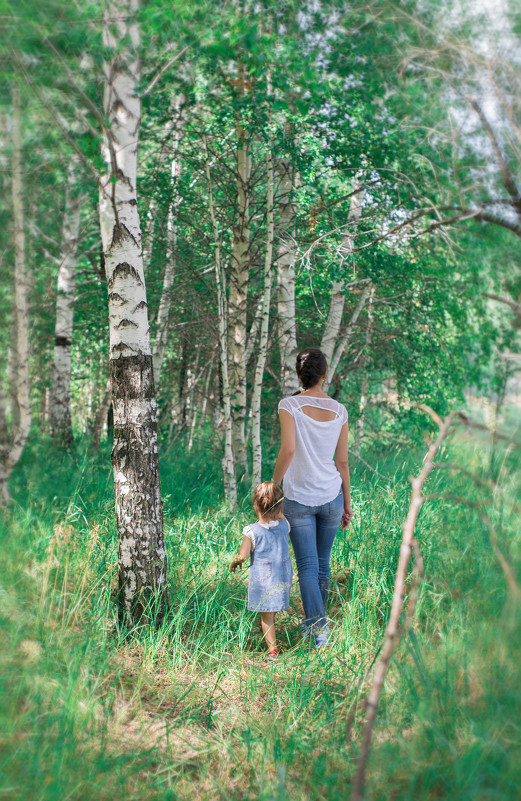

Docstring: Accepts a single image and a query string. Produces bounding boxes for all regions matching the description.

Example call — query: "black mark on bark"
[111,222,140,251]
[108,261,143,289]
[108,292,127,303]
[111,342,137,356]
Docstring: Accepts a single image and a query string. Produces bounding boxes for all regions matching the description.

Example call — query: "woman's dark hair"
[296,348,328,390]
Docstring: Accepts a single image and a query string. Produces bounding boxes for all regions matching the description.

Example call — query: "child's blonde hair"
[253,481,284,522]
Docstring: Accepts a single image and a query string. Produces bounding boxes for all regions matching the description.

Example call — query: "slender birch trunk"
[320,279,346,366]
[326,282,372,390]
[229,71,251,474]
[199,366,213,431]
[49,155,83,444]
[152,97,184,388]
[276,119,299,396]
[90,377,112,450]
[0,85,31,506]
[355,286,375,455]
[320,180,365,367]
[244,297,263,366]
[204,135,237,504]
[251,145,275,488]
[142,199,156,276]
[98,0,168,626]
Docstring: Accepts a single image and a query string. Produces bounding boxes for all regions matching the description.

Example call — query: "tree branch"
[469,99,521,219]
[143,46,189,97]
[484,292,521,316]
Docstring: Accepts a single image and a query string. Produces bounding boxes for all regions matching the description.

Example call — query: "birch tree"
[275,119,299,396]
[320,179,365,369]
[0,85,31,506]
[355,284,375,454]
[204,134,237,504]
[49,154,84,444]
[152,97,185,389]
[98,0,168,625]
[228,65,252,474]
[251,144,275,487]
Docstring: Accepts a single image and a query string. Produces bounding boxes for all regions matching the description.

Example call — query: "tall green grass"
[1,421,520,800]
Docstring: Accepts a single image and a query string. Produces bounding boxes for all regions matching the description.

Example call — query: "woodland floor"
[1,409,521,800]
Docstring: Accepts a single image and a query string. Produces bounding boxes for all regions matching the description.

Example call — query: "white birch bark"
[229,74,251,473]
[99,0,168,625]
[199,366,212,428]
[355,285,375,455]
[0,381,7,451]
[0,85,32,506]
[276,119,299,396]
[320,181,365,367]
[244,297,263,366]
[90,377,112,450]
[204,135,237,504]
[49,154,83,444]
[152,97,185,388]
[251,145,275,488]
[325,282,372,391]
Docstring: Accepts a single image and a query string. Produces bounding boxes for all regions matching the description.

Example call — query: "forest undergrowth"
[1,414,521,801]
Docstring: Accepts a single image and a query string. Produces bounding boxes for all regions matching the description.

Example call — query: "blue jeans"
[284,492,343,642]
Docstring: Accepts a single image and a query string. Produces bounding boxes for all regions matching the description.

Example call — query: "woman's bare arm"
[335,421,353,529]
[272,410,296,484]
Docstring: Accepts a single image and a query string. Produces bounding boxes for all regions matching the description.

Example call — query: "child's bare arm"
[230,536,252,572]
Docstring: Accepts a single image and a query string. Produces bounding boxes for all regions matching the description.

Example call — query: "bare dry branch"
[352,409,460,801]
[143,46,189,97]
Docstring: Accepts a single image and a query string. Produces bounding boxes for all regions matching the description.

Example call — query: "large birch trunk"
[251,145,275,487]
[276,120,299,396]
[0,85,32,506]
[229,79,251,474]
[49,155,83,444]
[99,0,168,626]
[204,135,237,504]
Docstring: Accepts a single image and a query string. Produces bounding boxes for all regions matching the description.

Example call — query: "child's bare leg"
[260,612,276,651]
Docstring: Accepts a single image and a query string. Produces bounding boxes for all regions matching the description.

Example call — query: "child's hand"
[230,558,242,573]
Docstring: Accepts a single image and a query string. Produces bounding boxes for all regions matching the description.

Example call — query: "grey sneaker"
[314,626,330,649]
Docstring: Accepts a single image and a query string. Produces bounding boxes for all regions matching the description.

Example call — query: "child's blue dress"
[243,519,293,612]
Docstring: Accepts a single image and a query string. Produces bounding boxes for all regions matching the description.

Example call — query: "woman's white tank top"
[277,395,348,506]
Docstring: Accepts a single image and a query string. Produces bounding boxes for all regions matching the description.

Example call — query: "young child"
[230,481,292,659]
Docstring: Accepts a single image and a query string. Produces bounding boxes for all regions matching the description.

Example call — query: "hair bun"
[296,348,327,390]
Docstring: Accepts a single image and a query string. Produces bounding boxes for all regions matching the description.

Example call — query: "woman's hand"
[341,504,353,530]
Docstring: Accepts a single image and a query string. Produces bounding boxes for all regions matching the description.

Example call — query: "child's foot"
[267,648,278,660]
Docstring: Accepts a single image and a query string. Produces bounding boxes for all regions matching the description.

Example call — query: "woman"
[272,348,353,647]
